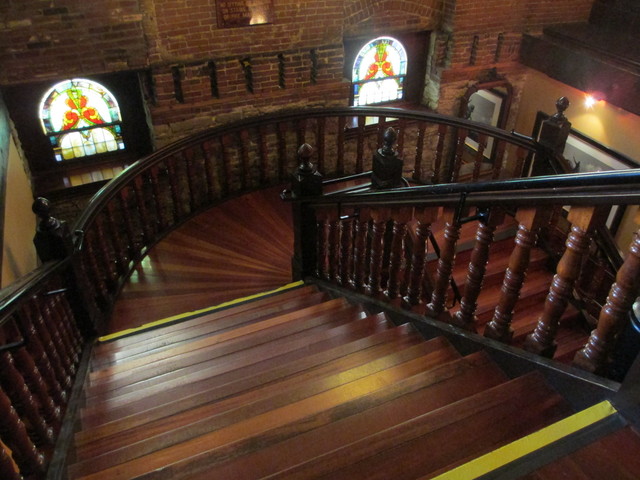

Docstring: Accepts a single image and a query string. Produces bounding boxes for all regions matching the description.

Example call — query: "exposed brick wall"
[0,0,597,149]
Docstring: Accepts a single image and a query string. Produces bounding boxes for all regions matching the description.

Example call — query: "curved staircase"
[64,283,614,479]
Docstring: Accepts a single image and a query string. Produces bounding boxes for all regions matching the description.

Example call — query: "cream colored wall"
[2,136,38,288]
[514,69,640,251]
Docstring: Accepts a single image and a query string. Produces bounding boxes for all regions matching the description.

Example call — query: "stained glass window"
[39,78,125,161]
[352,36,408,106]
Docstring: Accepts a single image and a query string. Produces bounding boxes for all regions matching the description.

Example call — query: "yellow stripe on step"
[98,281,304,343]
[431,400,617,480]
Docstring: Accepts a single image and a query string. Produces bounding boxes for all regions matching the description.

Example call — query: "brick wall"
[0,0,596,149]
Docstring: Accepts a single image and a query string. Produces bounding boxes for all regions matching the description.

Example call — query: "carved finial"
[297,143,314,172]
[32,197,70,261]
[553,96,570,119]
[381,127,397,156]
[32,197,61,231]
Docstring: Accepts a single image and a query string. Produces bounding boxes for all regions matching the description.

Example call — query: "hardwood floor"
[108,185,294,334]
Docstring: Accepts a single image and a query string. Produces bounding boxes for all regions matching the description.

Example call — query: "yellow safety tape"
[98,281,304,343]
[431,400,617,480]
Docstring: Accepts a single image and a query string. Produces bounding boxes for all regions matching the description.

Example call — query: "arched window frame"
[39,78,126,162]
[351,36,408,106]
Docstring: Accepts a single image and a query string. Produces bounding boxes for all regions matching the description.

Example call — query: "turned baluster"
[492,141,507,179]
[277,122,288,181]
[449,129,467,183]
[106,201,129,274]
[351,208,371,293]
[181,149,198,211]
[524,206,605,357]
[46,296,78,370]
[451,208,505,332]
[28,304,72,393]
[19,306,66,405]
[403,208,438,308]
[336,116,346,175]
[338,213,355,287]
[93,217,118,287]
[356,116,365,173]
[385,208,412,300]
[238,130,251,190]
[0,441,23,480]
[314,210,330,280]
[315,117,326,172]
[82,232,109,306]
[485,208,545,342]
[432,124,447,184]
[148,165,167,230]
[57,294,83,351]
[0,387,45,475]
[412,123,426,183]
[133,175,155,242]
[472,134,488,181]
[327,213,341,283]
[425,208,461,318]
[38,299,75,381]
[365,208,390,297]
[202,140,220,201]
[573,229,640,374]
[0,351,54,445]
[118,188,142,258]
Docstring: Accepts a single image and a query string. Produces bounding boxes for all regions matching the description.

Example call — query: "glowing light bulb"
[585,94,596,109]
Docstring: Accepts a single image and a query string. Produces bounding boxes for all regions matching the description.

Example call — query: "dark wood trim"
[0,93,10,286]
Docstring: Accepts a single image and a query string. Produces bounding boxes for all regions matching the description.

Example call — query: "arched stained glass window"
[39,78,126,161]
[352,36,408,106]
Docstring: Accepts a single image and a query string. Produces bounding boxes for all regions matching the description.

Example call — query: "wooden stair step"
[92,285,323,363]
[74,321,420,446]
[521,426,640,480]
[86,304,366,401]
[87,297,355,387]
[184,351,510,480]
[261,371,572,480]
[92,289,330,368]
[69,347,499,480]
[69,338,461,476]
[78,312,397,430]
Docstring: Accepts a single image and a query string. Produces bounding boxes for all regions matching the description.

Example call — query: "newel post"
[290,143,323,280]
[32,197,72,263]
[372,127,404,189]
[538,96,571,155]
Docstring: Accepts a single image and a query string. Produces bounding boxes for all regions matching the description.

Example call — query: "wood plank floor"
[108,185,294,334]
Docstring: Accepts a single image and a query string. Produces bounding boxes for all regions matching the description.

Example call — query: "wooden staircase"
[64,284,597,479]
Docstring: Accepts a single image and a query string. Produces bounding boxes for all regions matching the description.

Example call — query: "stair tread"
[521,426,640,480]
[69,349,505,480]
[70,338,461,475]
[88,297,354,385]
[263,371,571,480]
[93,284,319,356]
[92,290,330,368]
[83,302,373,405]
[77,313,400,433]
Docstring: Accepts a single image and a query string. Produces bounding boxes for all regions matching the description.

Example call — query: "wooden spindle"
[277,122,288,181]
[450,128,467,182]
[356,116,365,173]
[524,206,604,357]
[425,208,461,318]
[0,441,23,480]
[183,148,198,210]
[238,130,251,190]
[257,126,270,185]
[48,296,79,367]
[413,123,426,183]
[492,140,507,179]
[315,117,326,172]
[365,208,389,297]
[106,201,129,273]
[0,387,45,475]
[217,137,231,197]
[337,116,345,175]
[472,134,487,181]
[19,306,66,405]
[93,217,118,287]
[118,188,142,258]
[451,208,505,332]
[574,229,640,374]
[403,208,438,308]
[351,208,370,293]
[327,213,340,283]
[338,213,354,287]
[82,232,110,306]
[512,146,527,178]
[384,208,411,300]
[432,124,447,184]
[148,165,166,231]
[0,351,54,445]
[485,208,544,342]
[133,175,155,242]
[39,299,75,380]
[315,210,329,280]
[201,141,219,201]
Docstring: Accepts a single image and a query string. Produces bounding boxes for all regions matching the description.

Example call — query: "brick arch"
[344,0,443,30]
